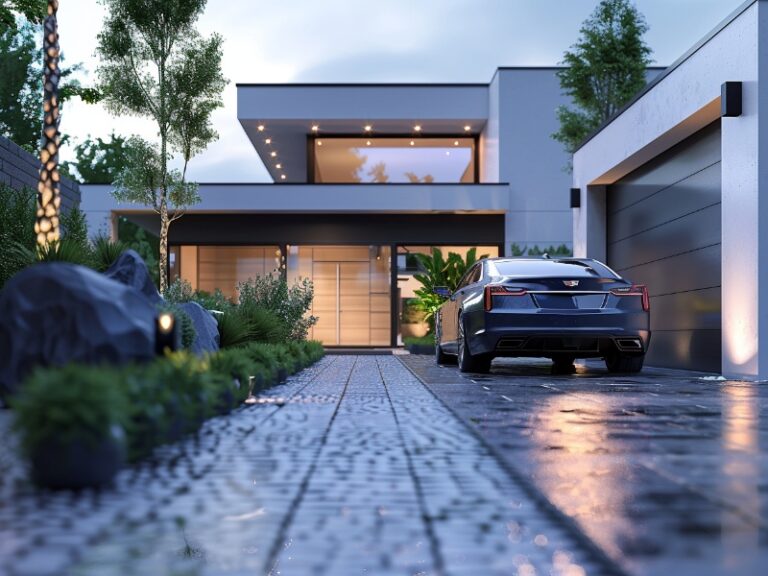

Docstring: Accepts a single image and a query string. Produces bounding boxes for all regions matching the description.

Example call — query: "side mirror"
[434,286,452,298]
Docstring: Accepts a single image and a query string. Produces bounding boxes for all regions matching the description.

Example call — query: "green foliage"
[12,364,127,455]
[91,234,128,272]
[59,206,89,248]
[12,237,95,268]
[553,0,653,154]
[411,248,489,332]
[509,243,573,257]
[237,274,317,341]
[117,217,159,287]
[215,309,253,349]
[404,334,435,347]
[0,1,46,31]
[0,184,35,288]
[63,132,141,184]
[96,0,227,291]
[164,278,195,304]
[191,288,232,312]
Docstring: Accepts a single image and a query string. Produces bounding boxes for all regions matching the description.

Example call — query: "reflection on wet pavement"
[402,356,768,576]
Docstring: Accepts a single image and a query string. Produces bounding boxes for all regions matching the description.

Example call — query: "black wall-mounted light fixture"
[570,188,581,209]
[721,82,743,117]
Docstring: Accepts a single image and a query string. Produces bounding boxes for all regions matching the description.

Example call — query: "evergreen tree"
[553,0,652,154]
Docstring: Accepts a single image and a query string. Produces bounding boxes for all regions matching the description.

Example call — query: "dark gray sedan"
[434,257,650,373]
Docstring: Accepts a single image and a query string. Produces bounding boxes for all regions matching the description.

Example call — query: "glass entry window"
[313,137,476,183]
[288,245,391,346]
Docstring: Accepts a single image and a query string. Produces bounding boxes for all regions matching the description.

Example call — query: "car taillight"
[484,285,528,311]
[610,284,649,311]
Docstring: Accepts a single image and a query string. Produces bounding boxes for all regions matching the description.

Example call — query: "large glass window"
[313,137,476,183]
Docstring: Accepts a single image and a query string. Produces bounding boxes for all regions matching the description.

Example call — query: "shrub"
[164,277,195,304]
[91,234,128,272]
[238,306,288,344]
[0,184,36,288]
[12,365,128,456]
[59,206,89,249]
[216,309,254,349]
[11,237,96,268]
[192,289,233,312]
[237,274,317,341]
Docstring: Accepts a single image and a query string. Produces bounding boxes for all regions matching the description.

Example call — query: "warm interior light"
[275,163,282,169]
[414,125,422,132]
[410,140,415,146]
[464,125,471,131]
[270,151,277,157]
[366,140,372,146]
[280,174,286,180]
[311,125,319,131]
[364,125,372,132]
[317,140,323,146]
[158,312,174,333]
[265,138,271,144]
[454,140,459,146]
[257,125,265,131]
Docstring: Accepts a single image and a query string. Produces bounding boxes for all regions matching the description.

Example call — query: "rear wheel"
[551,356,576,374]
[457,315,491,373]
[605,352,645,373]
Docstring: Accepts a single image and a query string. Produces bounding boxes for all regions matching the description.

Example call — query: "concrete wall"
[572,0,765,379]
[0,134,80,213]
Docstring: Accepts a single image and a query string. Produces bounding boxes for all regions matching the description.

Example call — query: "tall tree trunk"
[159,199,169,293]
[36,0,61,246]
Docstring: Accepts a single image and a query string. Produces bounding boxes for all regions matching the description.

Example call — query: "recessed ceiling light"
[265,138,271,144]
[311,125,319,131]
[454,140,459,146]
[364,125,372,132]
[414,125,422,132]
[409,140,415,146]
[366,140,371,146]
[464,125,471,131]
[276,163,282,169]
[270,151,277,157]
[317,140,323,146]
[280,174,286,180]
[257,125,265,131]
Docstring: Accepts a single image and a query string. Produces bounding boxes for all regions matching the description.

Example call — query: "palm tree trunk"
[36,0,61,247]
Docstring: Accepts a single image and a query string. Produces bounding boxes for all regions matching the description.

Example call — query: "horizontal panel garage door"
[607,121,721,372]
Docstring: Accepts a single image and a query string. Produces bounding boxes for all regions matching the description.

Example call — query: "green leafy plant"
[510,243,573,257]
[411,247,488,332]
[237,274,317,341]
[91,234,129,272]
[216,309,254,349]
[12,365,128,455]
[164,278,195,304]
[59,206,89,248]
[0,184,36,288]
[192,288,232,312]
[11,236,95,268]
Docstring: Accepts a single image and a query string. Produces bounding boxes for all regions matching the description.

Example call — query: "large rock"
[178,301,220,356]
[103,249,162,305]
[0,263,157,399]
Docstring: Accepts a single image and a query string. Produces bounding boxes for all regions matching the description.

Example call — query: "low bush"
[11,341,325,487]
[237,274,317,341]
[91,234,129,272]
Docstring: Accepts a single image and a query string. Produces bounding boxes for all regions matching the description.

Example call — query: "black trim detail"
[570,188,581,209]
[721,81,743,117]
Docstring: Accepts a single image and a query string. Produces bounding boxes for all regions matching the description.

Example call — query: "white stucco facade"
[572,0,767,379]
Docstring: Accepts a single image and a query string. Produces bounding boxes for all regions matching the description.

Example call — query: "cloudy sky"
[56,0,746,182]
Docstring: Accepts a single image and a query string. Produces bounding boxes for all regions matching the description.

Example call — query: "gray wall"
[607,121,721,372]
[0,134,80,213]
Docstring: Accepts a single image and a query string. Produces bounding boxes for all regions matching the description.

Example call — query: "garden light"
[155,312,180,355]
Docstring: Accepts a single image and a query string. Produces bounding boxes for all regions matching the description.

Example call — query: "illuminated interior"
[312,137,476,183]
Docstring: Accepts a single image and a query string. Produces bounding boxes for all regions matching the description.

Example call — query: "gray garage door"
[607,121,721,372]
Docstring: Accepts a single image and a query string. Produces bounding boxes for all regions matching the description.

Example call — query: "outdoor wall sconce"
[155,312,180,355]
[570,188,581,209]
[721,82,742,117]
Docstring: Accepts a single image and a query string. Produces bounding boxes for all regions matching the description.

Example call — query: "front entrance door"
[312,261,371,345]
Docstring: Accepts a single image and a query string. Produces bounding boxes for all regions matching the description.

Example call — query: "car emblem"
[563,280,579,287]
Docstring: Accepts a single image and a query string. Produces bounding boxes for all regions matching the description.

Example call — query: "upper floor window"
[312,137,476,183]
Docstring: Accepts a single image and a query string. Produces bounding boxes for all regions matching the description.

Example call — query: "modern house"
[82,68,584,347]
[572,0,766,379]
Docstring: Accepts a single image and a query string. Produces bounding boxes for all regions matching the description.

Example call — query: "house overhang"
[236,84,489,183]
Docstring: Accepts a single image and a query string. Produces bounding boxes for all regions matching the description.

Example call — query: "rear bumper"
[464,309,651,358]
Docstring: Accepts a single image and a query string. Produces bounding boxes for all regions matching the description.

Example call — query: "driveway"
[401,355,768,576]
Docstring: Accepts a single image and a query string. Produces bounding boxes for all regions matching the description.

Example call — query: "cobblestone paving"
[401,355,768,576]
[0,356,609,576]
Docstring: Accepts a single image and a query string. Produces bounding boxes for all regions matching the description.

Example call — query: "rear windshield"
[489,259,620,279]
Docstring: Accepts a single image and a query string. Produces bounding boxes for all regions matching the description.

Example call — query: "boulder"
[103,249,162,305]
[178,301,220,356]
[0,263,157,399]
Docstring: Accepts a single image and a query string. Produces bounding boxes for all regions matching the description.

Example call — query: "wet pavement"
[402,355,768,576]
[0,356,605,576]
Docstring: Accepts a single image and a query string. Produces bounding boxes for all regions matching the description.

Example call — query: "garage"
[606,121,721,372]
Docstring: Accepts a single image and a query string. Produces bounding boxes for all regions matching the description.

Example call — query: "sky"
[55,0,747,183]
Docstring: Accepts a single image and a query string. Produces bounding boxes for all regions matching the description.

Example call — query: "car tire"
[605,352,645,374]
[551,356,576,374]
[457,315,491,373]
[434,315,456,365]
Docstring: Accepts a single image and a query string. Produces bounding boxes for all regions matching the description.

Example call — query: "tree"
[63,132,139,183]
[0,0,45,31]
[553,0,652,154]
[96,0,226,292]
